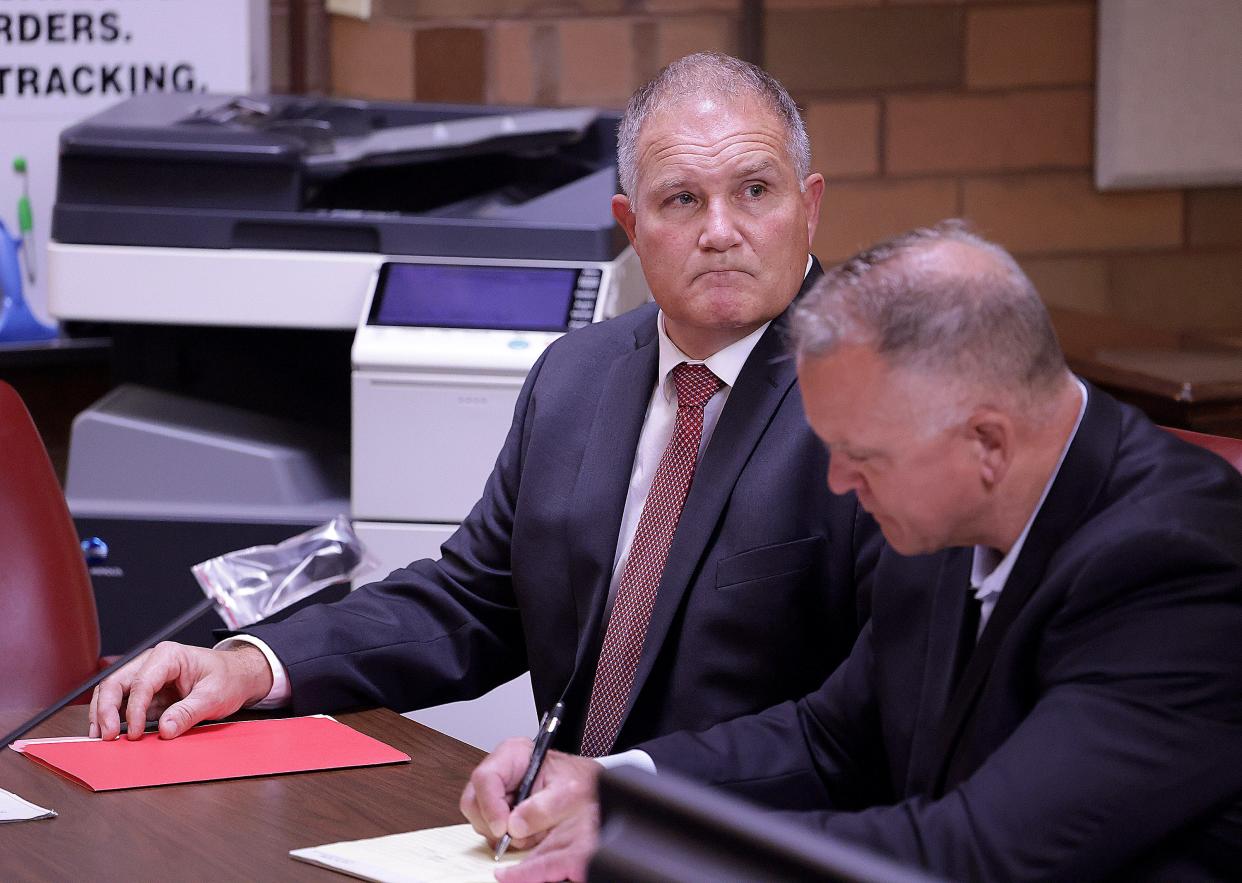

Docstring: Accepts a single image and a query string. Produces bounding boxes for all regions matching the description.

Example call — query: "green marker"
[13,156,36,285]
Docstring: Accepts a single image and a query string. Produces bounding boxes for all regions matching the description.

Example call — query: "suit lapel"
[565,319,660,675]
[929,385,1122,791]
[902,548,973,795]
[615,314,801,731]
[575,262,825,743]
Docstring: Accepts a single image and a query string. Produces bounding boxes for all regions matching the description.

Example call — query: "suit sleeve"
[641,618,889,812]
[640,501,887,811]
[243,347,553,715]
[791,529,1242,881]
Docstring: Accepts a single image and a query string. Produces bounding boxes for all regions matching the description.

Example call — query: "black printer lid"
[59,94,600,174]
[54,94,626,262]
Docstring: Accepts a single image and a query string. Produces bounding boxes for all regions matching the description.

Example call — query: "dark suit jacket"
[248,264,877,750]
[643,387,1242,880]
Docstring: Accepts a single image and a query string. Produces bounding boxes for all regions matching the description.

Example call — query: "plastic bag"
[192,515,376,629]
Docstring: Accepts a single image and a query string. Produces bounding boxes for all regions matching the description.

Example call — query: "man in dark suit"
[89,53,875,762]
[465,223,1242,882]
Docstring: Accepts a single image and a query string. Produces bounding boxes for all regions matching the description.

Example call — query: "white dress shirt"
[968,379,1088,635]
[602,314,771,616]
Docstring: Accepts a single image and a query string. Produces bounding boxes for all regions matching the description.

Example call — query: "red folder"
[14,715,410,791]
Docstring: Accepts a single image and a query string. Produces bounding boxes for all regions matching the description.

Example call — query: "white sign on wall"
[0,0,269,325]
[1097,0,1242,190]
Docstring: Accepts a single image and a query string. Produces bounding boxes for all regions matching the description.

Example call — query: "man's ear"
[970,409,1013,488]
[802,173,826,245]
[612,194,638,250]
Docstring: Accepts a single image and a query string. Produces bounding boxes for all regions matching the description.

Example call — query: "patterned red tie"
[580,362,724,756]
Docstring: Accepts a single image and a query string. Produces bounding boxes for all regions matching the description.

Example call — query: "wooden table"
[1067,348,1242,438]
[1047,308,1242,438]
[0,707,485,882]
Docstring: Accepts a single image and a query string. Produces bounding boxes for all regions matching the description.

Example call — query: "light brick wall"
[326,0,1242,333]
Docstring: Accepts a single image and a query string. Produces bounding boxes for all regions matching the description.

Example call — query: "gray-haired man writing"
[464,223,1242,882]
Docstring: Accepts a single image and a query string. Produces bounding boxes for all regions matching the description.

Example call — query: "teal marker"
[13,156,35,285]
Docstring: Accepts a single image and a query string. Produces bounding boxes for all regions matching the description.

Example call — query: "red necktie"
[580,362,724,756]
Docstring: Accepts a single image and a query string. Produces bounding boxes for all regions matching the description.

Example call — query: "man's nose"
[698,200,743,251]
[826,455,858,496]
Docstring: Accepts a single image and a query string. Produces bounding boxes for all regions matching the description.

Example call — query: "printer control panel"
[352,253,649,375]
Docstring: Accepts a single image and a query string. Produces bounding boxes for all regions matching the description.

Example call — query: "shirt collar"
[970,379,1089,599]
[653,255,813,401]
[655,314,770,401]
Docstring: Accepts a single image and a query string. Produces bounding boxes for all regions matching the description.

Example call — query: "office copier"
[49,94,651,748]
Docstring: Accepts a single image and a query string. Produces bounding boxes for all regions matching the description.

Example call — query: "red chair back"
[0,381,102,709]
[1164,427,1242,474]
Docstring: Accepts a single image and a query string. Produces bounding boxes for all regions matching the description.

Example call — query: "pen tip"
[494,833,511,862]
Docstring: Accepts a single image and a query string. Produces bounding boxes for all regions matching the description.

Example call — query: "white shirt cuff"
[594,749,657,775]
[213,635,292,709]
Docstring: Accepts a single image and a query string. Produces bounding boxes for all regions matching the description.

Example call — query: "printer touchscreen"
[369,263,585,332]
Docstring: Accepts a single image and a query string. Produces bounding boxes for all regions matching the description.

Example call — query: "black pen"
[494,701,565,861]
[116,720,160,736]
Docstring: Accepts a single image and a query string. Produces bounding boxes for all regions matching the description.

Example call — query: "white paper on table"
[0,786,56,822]
[290,823,523,883]
[9,735,96,753]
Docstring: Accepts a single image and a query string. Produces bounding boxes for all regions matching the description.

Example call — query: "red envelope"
[15,715,410,791]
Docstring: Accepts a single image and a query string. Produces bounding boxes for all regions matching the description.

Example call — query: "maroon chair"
[0,380,103,710]
[1163,426,1242,473]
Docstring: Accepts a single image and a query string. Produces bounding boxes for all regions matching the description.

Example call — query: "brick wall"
[326,0,1242,333]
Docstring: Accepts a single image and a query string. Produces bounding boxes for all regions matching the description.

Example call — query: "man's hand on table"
[88,641,274,741]
[460,737,603,883]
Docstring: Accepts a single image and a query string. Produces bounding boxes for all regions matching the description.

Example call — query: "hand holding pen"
[494,701,565,861]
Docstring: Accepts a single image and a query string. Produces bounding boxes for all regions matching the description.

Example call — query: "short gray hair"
[616,52,811,197]
[791,221,1068,406]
